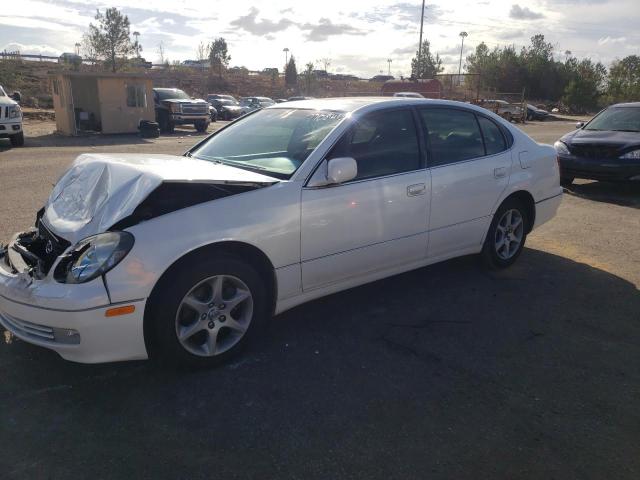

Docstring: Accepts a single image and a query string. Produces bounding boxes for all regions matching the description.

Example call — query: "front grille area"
[182,104,208,115]
[0,311,80,345]
[36,220,70,271]
[568,144,621,159]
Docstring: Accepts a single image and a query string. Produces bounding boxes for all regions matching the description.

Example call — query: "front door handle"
[407,183,426,196]
[494,167,507,179]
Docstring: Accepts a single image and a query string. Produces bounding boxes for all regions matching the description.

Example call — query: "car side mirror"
[327,157,358,184]
[576,121,584,129]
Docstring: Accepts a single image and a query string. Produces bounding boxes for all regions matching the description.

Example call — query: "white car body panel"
[0,97,562,363]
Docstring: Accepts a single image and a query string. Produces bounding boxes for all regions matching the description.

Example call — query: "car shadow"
[564,180,640,209]
[0,133,154,150]
[1,248,639,477]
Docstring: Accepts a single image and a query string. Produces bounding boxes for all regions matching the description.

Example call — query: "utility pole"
[387,58,392,76]
[417,0,425,79]
[74,42,81,56]
[458,31,468,85]
[283,47,289,69]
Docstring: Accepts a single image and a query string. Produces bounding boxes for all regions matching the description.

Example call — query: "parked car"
[527,104,549,121]
[153,88,210,133]
[554,102,640,186]
[287,96,315,101]
[207,97,243,120]
[0,85,24,147]
[393,92,424,98]
[483,99,522,122]
[239,96,275,114]
[0,98,561,366]
[208,105,217,122]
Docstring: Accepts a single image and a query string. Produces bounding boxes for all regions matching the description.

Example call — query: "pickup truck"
[0,85,24,147]
[483,99,523,122]
[153,88,210,133]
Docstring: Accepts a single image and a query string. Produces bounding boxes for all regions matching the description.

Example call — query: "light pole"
[74,42,81,56]
[387,58,392,76]
[417,0,426,79]
[283,47,289,69]
[458,31,468,85]
[133,31,140,57]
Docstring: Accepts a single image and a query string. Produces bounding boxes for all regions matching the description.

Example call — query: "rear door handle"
[407,183,426,196]
[494,167,507,179]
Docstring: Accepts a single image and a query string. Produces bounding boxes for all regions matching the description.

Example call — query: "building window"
[126,84,147,108]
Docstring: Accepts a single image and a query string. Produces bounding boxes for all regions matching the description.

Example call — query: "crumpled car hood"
[43,153,279,244]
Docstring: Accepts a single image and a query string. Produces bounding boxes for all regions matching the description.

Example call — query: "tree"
[87,8,134,72]
[303,62,315,94]
[196,41,208,63]
[285,56,298,88]
[607,55,640,103]
[209,37,231,77]
[157,41,167,66]
[318,57,331,72]
[411,39,443,79]
[563,59,607,112]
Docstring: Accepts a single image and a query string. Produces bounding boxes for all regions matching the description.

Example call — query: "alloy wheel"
[175,275,253,357]
[494,209,524,260]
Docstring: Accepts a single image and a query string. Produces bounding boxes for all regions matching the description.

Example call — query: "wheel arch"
[143,240,278,356]
[500,190,536,233]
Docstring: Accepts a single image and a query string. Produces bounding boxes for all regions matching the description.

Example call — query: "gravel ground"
[0,118,638,480]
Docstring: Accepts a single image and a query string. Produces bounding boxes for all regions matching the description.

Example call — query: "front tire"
[10,131,24,147]
[481,199,528,270]
[560,176,574,187]
[146,254,268,367]
[195,120,209,132]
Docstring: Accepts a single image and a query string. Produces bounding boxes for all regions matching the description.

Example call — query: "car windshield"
[190,109,345,179]
[218,99,238,106]
[156,89,191,101]
[585,107,640,132]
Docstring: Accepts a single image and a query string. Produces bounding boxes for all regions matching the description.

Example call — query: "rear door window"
[477,116,507,155]
[419,108,485,166]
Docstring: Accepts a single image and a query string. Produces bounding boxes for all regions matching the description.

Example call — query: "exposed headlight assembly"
[55,232,134,284]
[8,105,22,119]
[554,141,570,155]
[620,149,640,159]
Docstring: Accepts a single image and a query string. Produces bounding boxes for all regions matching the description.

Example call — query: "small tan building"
[50,72,155,135]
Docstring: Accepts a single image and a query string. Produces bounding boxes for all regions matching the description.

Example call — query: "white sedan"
[0,98,562,366]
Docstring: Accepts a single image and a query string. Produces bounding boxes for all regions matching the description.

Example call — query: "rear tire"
[10,131,24,147]
[146,253,268,368]
[481,198,529,270]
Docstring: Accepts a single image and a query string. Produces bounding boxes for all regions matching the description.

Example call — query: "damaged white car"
[0,98,562,366]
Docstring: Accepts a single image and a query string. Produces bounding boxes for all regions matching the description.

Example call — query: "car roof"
[610,102,640,108]
[268,96,491,115]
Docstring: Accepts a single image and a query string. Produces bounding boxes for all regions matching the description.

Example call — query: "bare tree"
[318,57,331,72]
[157,41,166,65]
[196,41,208,63]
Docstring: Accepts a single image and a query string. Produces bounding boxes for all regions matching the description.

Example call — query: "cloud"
[598,36,627,45]
[496,29,525,40]
[301,18,367,42]
[230,7,294,35]
[393,44,417,56]
[1,41,60,56]
[509,5,545,20]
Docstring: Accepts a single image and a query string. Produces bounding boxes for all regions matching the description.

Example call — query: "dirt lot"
[0,118,639,479]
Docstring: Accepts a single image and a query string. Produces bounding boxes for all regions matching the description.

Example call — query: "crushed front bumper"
[0,238,148,364]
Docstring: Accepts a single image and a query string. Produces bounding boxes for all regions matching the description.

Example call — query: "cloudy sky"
[1,0,638,77]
